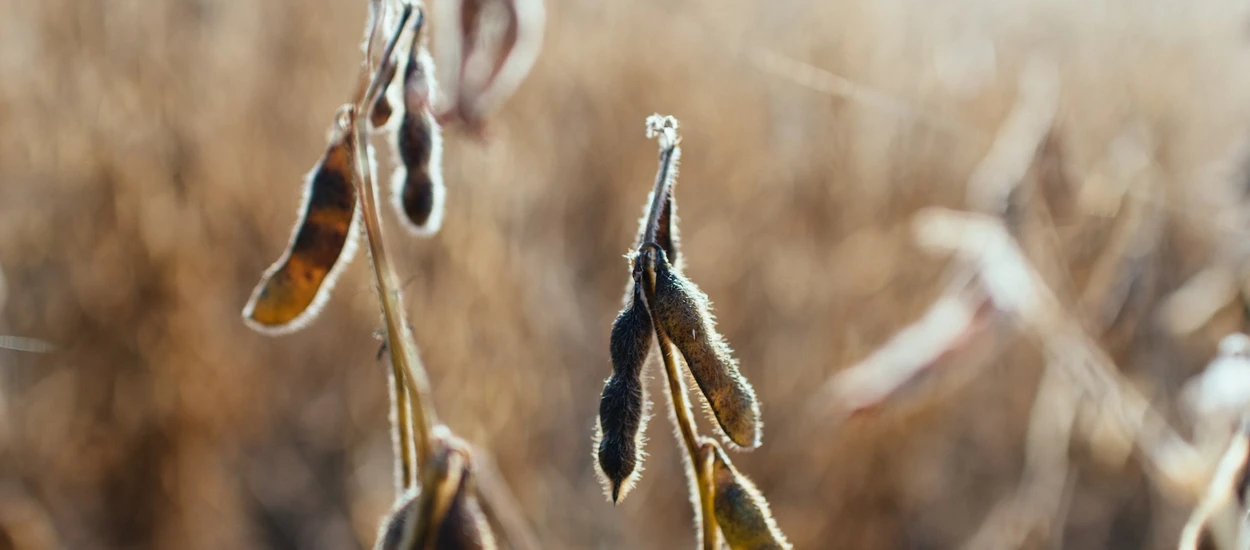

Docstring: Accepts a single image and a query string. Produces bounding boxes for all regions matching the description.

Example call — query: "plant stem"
[656,332,721,550]
[349,3,439,468]
[387,354,416,488]
[697,448,721,550]
[643,117,679,245]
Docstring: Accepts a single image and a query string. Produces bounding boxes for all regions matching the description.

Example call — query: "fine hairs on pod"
[646,244,761,449]
[594,275,655,503]
[388,8,446,236]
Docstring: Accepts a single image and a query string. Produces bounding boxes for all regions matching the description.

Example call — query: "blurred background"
[4,0,1250,548]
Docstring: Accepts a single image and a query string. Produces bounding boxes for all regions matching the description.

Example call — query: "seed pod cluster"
[242,113,361,334]
[595,114,774,548]
[701,439,791,550]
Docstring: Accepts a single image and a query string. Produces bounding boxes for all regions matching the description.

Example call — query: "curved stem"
[697,449,720,550]
[641,251,719,549]
[349,3,439,467]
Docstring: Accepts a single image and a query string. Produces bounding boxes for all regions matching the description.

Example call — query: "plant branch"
[348,3,439,469]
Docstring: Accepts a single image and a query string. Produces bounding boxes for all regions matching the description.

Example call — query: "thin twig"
[349,2,439,467]
[643,116,680,245]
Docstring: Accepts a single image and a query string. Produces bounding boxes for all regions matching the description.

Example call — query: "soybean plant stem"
[643,119,679,246]
[351,3,439,469]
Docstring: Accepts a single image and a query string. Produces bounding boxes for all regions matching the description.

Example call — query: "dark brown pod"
[594,277,654,503]
[374,432,496,550]
[390,40,445,236]
[706,441,791,550]
[431,458,496,550]
[243,114,360,334]
[370,63,399,129]
[375,490,418,550]
[644,244,760,448]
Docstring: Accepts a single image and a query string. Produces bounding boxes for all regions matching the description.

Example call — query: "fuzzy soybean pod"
[370,59,400,130]
[374,438,497,550]
[243,115,360,334]
[390,29,446,236]
[704,441,790,550]
[594,273,654,503]
[431,457,496,550]
[646,244,761,448]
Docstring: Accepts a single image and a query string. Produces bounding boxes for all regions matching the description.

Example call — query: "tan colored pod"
[643,244,761,448]
[705,441,791,550]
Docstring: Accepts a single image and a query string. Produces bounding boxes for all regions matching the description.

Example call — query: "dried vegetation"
[5,0,1250,548]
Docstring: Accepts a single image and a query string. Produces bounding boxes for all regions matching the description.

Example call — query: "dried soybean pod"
[375,489,418,550]
[431,456,497,550]
[594,275,654,503]
[378,432,460,550]
[243,112,360,334]
[646,243,761,448]
[706,441,791,550]
[390,10,446,236]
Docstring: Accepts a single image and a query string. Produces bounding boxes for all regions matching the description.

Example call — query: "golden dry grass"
[4,0,1250,548]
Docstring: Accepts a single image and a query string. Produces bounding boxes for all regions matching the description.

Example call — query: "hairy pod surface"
[243,119,360,334]
[595,279,654,503]
[375,490,418,550]
[375,431,496,550]
[391,41,446,236]
[644,245,761,448]
[706,442,790,550]
[432,457,497,550]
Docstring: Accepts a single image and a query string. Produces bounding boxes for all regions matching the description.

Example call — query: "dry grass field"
[4,0,1250,548]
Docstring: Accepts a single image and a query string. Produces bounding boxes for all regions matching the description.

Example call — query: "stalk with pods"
[240,1,542,548]
[594,115,790,550]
